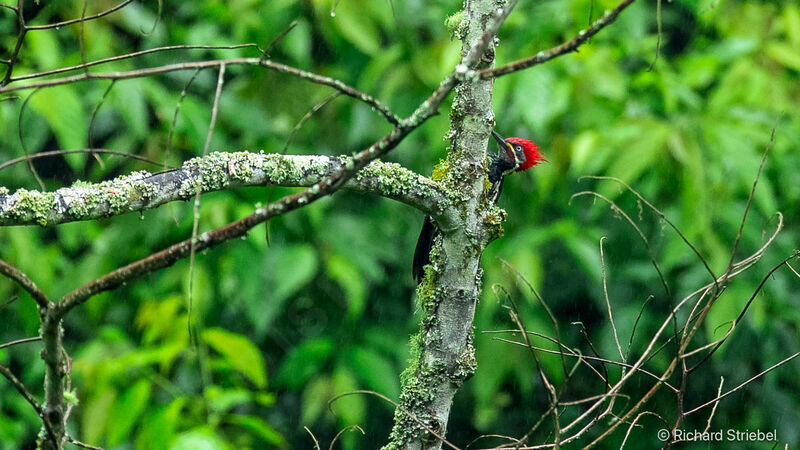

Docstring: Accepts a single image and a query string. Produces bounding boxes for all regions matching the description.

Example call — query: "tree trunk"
[40,309,66,450]
[385,0,499,447]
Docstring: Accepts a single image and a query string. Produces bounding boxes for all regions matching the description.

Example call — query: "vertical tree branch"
[40,307,66,450]
[386,1,515,448]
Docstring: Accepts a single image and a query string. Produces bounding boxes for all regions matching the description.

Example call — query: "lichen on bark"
[0,152,448,227]
[385,0,504,448]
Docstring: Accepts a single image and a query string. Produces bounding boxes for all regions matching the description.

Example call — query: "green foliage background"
[0,0,798,448]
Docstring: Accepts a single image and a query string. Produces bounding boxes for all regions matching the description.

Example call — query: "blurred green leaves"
[30,86,88,151]
[108,379,152,446]
[203,327,268,389]
[275,338,333,390]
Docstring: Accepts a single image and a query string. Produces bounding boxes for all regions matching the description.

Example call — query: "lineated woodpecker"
[412,130,545,283]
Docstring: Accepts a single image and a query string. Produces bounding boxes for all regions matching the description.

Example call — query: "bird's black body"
[412,133,520,283]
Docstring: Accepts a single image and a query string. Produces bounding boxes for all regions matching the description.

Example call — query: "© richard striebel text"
[658,428,778,442]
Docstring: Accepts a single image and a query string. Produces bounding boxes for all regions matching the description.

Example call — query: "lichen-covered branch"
[0,152,450,227]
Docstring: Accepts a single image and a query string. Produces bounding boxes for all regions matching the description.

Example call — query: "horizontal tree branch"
[0,57,401,125]
[479,0,637,79]
[0,152,450,227]
[0,336,41,350]
[9,44,262,83]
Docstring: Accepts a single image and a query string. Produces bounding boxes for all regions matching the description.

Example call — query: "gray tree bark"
[385,0,504,447]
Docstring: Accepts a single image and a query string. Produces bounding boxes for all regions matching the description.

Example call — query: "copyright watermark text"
[657,428,778,442]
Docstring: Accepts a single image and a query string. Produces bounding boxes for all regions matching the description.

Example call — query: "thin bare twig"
[78,0,91,78]
[685,352,800,416]
[787,262,800,279]
[267,91,341,244]
[329,425,365,450]
[304,427,322,450]
[572,321,610,389]
[0,0,28,86]
[67,437,104,450]
[26,0,134,30]
[18,88,45,189]
[599,237,625,364]
[0,258,50,309]
[569,191,670,297]
[188,64,225,345]
[0,364,59,447]
[702,377,725,432]
[625,295,653,363]
[140,0,162,35]
[479,0,637,78]
[466,434,523,449]
[580,175,718,287]
[10,44,261,83]
[263,20,298,58]
[165,68,202,169]
[0,364,42,413]
[647,0,662,70]
[0,148,169,173]
[723,128,775,280]
[282,92,341,155]
[87,81,117,168]
[0,58,401,125]
[327,390,460,450]
[485,328,608,384]
[1,294,19,310]
[492,337,676,391]
[0,336,41,349]
[619,411,667,449]
[687,252,799,373]
[492,285,561,449]
[499,259,569,379]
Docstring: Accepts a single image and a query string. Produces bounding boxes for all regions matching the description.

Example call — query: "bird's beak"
[491,130,508,148]
[491,130,516,163]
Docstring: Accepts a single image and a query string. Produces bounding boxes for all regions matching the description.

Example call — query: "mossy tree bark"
[386,0,502,448]
[40,308,66,450]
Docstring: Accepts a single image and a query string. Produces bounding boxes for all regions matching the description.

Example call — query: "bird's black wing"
[412,215,436,283]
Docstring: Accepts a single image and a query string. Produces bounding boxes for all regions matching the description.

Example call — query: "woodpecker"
[412,130,545,283]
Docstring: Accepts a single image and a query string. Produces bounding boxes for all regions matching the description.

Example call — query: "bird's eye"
[515,145,523,152]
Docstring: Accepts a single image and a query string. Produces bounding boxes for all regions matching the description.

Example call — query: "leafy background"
[0,0,798,448]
